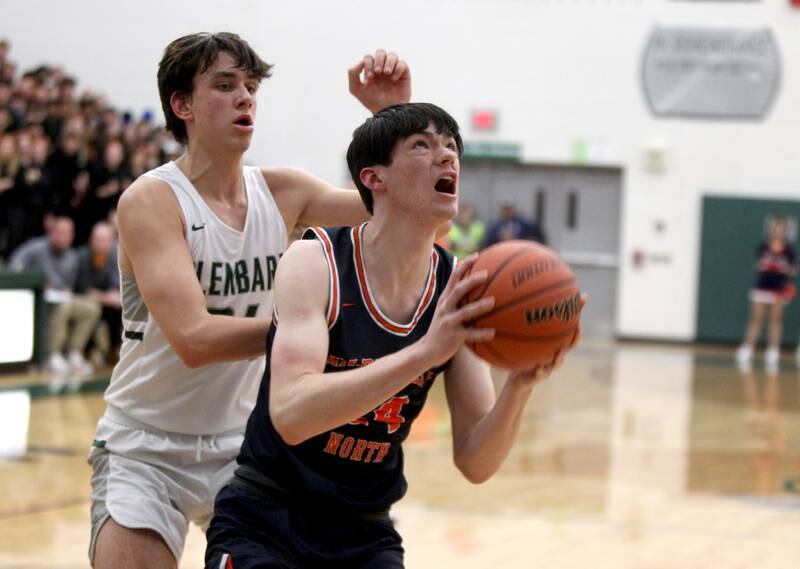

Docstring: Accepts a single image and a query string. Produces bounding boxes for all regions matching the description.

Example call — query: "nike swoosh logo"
[342,302,356,308]
[191,223,206,231]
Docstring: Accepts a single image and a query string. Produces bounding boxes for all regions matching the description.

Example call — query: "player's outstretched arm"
[263,167,369,233]
[269,246,494,445]
[117,178,269,368]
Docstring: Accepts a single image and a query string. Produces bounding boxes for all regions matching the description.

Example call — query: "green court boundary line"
[0,375,110,400]
[784,478,800,495]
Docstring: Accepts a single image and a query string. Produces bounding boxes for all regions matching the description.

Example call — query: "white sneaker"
[735,345,752,365]
[67,350,94,376]
[47,352,69,374]
[765,347,780,368]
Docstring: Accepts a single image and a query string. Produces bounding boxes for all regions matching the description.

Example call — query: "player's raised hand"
[348,49,411,114]
[418,255,496,366]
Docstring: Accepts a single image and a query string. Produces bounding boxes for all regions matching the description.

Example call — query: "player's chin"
[431,198,458,220]
[228,135,253,152]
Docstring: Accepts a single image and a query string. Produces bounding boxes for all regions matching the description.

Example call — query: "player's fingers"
[438,271,485,315]
[347,61,365,94]
[464,326,495,343]
[569,324,582,349]
[551,348,567,369]
[383,52,399,75]
[446,270,487,305]
[443,254,478,295]
[391,60,409,81]
[511,365,550,383]
[372,49,387,75]
[363,54,375,78]
[454,296,494,322]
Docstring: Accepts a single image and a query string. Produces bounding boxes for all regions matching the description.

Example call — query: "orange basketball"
[463,240,581,370]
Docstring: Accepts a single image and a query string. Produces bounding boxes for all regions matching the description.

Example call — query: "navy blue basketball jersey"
[754,241,796,292]
[238,223,456,512]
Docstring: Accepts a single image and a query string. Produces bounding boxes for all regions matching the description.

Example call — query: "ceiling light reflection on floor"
[0,390,31,458]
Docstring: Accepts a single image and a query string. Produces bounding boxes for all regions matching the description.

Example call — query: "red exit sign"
[471,109,497,131]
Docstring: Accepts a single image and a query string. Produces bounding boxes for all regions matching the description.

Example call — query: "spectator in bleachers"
[8,216,100,374]
[47,129,88,213]
[86,138,130,231]
[0,132,19,259]
[76,221,121,366]
[0,38,175,262]
[3,129,52,255]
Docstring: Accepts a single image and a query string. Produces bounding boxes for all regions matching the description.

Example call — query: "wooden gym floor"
[0,337,798,568]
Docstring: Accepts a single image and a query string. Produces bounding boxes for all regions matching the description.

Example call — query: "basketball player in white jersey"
[88,32,412,569]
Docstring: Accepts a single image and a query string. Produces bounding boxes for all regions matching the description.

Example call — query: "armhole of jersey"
[249,166,290,248]
[302,227,340,329]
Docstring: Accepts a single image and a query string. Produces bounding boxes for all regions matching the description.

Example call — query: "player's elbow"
[172,338,212,369]
[269,402,309,446]
[455,457,494,485]
[175,345,208,369]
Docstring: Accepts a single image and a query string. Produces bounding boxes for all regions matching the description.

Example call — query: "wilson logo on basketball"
[511,259,563,290]
[525,293,581,325]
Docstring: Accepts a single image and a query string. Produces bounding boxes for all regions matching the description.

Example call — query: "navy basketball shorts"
[205,477,405,569]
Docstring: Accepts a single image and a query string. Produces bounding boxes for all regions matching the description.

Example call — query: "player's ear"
[360,167,386,193]
[170,92,193,121]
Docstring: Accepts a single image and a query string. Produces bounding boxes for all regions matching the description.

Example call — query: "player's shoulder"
[280,238,328,273]
[116,174,183,239]
[275,238,330,300]
[117,172,175,213]
[260,166,315,192]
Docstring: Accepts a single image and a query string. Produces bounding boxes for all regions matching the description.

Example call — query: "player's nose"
[437,145,457,166]
[236,86,254,108]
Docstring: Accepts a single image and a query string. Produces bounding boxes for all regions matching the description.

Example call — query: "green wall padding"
[697,196,800,345]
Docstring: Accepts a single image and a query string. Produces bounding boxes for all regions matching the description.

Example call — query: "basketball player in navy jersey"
[89,33,413,569]
[205,103,580,568]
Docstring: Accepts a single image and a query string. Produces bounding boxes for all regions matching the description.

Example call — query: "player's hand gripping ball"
[462,241,581,370]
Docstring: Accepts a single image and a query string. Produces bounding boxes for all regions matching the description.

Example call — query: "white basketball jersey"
[103,162,287,434]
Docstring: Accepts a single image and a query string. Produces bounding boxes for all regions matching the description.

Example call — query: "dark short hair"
[346,103,463,214]
[157,32,273,145]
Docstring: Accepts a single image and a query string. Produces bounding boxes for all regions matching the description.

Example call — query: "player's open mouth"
[234,115,253,127]
[434,176,456,195]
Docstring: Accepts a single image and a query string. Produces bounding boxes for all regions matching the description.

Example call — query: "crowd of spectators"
[0,39,180,372]
[0,39,181,259]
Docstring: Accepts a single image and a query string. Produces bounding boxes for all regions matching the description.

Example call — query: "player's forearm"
[177,315,270,367]
[270,341,436,445]
[452,380,535,484]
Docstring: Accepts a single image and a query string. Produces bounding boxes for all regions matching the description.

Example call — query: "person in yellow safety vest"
[448,202,485,259]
